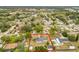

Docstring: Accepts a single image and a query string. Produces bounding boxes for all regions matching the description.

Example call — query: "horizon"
[0,6,79,9]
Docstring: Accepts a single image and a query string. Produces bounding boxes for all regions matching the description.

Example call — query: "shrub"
[34,46,47,51]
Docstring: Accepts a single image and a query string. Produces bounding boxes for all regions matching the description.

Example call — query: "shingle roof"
[36,37,45,41]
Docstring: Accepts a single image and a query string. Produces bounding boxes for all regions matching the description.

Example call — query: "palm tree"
[25,32,31,51]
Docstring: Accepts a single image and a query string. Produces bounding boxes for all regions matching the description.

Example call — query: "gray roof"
[60,38,69,42]
[36,37,45,42]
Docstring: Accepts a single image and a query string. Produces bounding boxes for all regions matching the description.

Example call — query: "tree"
[62,31,68,37]
[14,43,25,52]
[9,35,22,43]
[25,32,31,39]
[34,24,43,33]
[46,41,49,46]
[34,46,47,51]
[25,32,31,51]
[49,26,58,38]
[56,16,68,25]
[1,35,10,43]
[0,48,5,52]
[1,35,23,43]
[0,22,11,32]
[68,34,76,41]
[75,19,79,25]
[50,21,59,37]
[76,34,79,41]
[21,25,32,33]
[9,35,17,43]
[16,35,23,42]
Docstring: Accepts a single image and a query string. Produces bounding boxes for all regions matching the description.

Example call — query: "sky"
[0,0,79,6]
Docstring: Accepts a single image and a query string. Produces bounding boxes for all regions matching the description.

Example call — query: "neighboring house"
[52,37,69,43]
[60,37,69,43]
[52,38,63,46]
[3,43,18,49]
[52,37,69,46]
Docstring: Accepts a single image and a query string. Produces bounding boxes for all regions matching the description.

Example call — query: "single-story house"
[52,38,63,46]
[3,43,18,49]
[60,37,69,43]
[52,37,69,46]
[35,37,45,43]
[52,37,69,43]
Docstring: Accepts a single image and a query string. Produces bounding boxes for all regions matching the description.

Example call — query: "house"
[60,37,69,43]
[3,43,18,49]
[52,38,63,46]
[52,37,69,46]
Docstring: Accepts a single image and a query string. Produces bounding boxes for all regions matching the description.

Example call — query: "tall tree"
[25,32,31,51]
